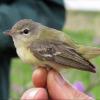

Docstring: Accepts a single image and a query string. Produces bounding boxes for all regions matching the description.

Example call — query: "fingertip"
[32,67,48,87]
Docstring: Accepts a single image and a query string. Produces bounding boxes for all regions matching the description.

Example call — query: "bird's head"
[5,19,41,47]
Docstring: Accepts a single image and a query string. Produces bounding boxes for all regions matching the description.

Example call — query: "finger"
[32,68,48,87]
[47,70,93,100]
[21,88,48,100]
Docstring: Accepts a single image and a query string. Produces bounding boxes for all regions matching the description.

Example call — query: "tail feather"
[77,45,100,59]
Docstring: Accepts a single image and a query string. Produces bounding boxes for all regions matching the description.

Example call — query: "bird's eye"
[23,29,29,34]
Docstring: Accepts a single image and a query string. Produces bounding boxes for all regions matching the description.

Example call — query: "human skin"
[21,68,93,100]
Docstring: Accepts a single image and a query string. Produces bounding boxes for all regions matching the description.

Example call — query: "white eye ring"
[20,28,30,35]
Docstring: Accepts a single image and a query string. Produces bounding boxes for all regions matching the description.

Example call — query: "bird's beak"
[3,30,12,36]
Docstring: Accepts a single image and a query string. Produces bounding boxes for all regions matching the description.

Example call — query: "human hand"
[21,68,93,100]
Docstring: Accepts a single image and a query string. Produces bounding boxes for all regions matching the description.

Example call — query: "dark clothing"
[0,0,65,99]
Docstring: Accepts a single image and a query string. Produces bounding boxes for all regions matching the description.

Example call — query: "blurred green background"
[10,11,100,99]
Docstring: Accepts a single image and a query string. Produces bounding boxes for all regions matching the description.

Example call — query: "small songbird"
[5,19,100,73]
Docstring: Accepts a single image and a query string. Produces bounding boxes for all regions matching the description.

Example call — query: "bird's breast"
[16,47,39,65]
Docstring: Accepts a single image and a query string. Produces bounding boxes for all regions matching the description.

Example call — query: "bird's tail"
[77,45,100,59]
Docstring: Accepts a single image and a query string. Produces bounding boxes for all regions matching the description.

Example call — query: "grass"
[10,29,100,99]
[10,59,33,99]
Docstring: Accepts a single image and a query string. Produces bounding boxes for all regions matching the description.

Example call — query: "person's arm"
[0,0,65,53]
[0,2,40,52]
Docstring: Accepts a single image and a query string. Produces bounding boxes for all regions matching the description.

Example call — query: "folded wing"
[30,40,96,73]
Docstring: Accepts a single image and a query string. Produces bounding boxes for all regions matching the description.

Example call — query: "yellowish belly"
[17,47,39,65]
[16,47,63,71]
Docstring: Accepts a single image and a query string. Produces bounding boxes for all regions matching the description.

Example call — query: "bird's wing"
[30,40,96,73]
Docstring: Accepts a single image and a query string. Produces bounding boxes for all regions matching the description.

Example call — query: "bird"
[5,19,100,73]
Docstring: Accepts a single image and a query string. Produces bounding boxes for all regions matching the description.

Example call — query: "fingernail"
[27,88,39,98]
[21,88,39,100]
[54,71,66,86]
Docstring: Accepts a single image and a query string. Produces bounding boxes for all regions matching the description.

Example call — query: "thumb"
[47,70,93,100]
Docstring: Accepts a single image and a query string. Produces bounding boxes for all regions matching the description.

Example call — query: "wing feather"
[30,40,96,73]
